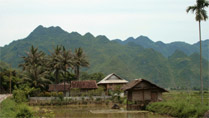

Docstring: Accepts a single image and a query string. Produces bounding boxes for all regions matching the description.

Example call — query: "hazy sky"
[1,0,209,46]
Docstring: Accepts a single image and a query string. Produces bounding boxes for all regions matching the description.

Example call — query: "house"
[70,80,98,94]
[48,82,71,96]
[123,79,168,110]
[97,73,128,94]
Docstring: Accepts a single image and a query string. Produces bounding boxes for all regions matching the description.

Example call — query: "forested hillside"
[114,36,209,60]
[0,25,208,88]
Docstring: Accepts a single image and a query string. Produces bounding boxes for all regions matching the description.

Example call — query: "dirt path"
[0,94,12,103]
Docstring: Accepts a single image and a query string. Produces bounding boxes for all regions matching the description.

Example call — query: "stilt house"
[97,73,128,94]
[123,79,168,110]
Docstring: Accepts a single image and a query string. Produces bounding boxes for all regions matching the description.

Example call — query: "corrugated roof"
[122,79,168,92]
[70,80,98,89]
[97,73,128,84]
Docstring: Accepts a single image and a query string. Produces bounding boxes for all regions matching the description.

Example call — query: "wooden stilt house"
[123,79,168,110]
[97,73,128,95]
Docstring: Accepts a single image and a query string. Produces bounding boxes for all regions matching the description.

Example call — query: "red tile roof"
[70,80,98,89]
[48,83,70,91]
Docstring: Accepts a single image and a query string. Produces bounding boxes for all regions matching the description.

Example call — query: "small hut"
[97,73,128,94]
[70,80,98,94]
[48,82,71,96]
[123,79,168,110]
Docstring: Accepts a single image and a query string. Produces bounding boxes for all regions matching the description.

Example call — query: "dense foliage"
[0,98,34,118]
[0,25,208,89]
[0,61,22,93]
[114,36,209,60]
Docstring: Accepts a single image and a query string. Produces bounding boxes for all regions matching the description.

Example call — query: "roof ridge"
[97,73,128,84]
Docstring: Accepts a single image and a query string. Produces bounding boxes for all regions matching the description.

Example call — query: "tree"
[80,72,104,82]
[59,46,73,94]
[186,0,209,104]
[73,48,89,80]
[19,46,51,90]
[48,45,63,84]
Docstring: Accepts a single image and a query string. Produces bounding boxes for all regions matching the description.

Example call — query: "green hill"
[0,25,208,89]
[114,36,209,60]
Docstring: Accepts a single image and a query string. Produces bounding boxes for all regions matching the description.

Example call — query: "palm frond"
[186,6,197,13]
[201,9,208,20]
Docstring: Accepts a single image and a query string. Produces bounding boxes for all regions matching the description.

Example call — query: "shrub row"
[37,92,64,97]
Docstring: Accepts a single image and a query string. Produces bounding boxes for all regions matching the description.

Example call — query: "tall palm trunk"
[76,66,80,80]
[64,69,66,96]
[54,70,59,92]
[64,66,68,96]
[199,20,203,104]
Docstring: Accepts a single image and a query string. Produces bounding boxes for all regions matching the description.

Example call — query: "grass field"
[146,91,209,118]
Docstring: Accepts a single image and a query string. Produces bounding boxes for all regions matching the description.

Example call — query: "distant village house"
[97,73,128,94]
[48,82,71,96]
[123,79,168,110]
[70,80,98,92]
[48,80,98,96]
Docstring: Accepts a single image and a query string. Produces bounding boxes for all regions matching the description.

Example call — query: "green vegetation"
[0,45,103,94]
[115,36,209,60]
[0,25,208,89]
[17,45,90,93]
[13,84,39,103]
[146,91,209,118]
[0,98,34,118]
[73,47,89,80]
[0,61,22,93]
[80,72,104,82]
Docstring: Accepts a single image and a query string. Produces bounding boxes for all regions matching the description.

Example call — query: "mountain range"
[113,36,209,60]
[0,25,208,88]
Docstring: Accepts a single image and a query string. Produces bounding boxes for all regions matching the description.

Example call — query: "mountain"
[0,25,208,89]
[114,36,208,60]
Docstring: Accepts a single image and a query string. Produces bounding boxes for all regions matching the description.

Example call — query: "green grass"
[0,97,34,118]
[146,91,209,118]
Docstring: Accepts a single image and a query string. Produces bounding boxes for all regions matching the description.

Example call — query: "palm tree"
[19,46,45,71]
[19,46,51,90]
[23,66,51,90]
[48,45,63,84]
[59,46,73,94]
[186,0,209,104]
[73,48,89,80]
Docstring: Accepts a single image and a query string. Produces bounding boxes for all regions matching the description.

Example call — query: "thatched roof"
[70,80,98,89]
[122,79,168,92]
[97,73,128,84]
[48,82,70,92]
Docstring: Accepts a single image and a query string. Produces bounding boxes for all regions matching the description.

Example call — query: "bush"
[70,88,80,96]
[58,92,64,100]
[51,92,58,97]
[0,98,17,117]
[13,84,39,103]
[0,98,34,118]
[13,89,27,103]
[44,92,51,97]
[16,105,33,118]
